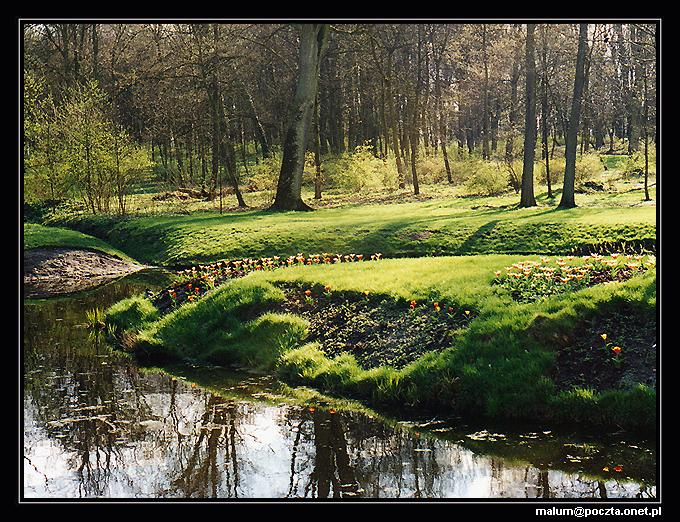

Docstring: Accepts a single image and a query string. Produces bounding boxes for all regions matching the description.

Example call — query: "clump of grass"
[105,295,159,333]
[85,307,106,329]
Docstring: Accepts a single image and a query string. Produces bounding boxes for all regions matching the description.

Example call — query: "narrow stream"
[22,270,657,499]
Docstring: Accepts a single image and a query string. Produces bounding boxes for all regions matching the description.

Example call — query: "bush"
[538,157,565,185]
[324,145,398,192]
[575,153,605,184]
[624,146,656,177]
[416,155,448,184]
[463,161,510,196]
[247,151,283,193]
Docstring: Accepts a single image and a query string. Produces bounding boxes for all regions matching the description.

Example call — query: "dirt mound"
[24,248,144,298]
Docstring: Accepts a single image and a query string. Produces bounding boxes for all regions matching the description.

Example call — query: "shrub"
[624,146,656,177]
[575,153,605,184]
[416,155,448,184]
[463,161,510,196]
[538,157,565,185]
[247,150,283,192]
[324,145,398,192]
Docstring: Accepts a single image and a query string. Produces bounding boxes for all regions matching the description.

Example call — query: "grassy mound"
[106,254,656,431]
[24,223,136,262]
[56,198,655,266]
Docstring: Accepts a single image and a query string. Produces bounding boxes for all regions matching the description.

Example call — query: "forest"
[22,21,659,501]
[23,23,656,215]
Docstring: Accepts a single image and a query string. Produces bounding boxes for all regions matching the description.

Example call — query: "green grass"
[107,254,657,431]
[24,223,137,262]
[56,187,656,267]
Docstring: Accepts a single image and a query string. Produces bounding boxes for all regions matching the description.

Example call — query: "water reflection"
[23,271,657,499]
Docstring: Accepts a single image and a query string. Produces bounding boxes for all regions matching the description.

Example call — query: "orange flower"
[329,408,337,414]
[611,346,622,354]
[448,307,454,314]
[304,289,312,297]
[308,406,316,413]
[324,285,332,292]
[410,300,417,310]
[433,302,440,311]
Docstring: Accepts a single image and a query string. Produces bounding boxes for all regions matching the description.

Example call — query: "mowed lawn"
[59,191,656,266]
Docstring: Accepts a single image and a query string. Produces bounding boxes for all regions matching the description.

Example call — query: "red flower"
[614,465,623,473]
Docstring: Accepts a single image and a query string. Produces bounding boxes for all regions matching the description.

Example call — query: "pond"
[22,270,657,499]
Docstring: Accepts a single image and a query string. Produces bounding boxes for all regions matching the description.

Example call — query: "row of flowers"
[150,252,385,312]
[492,253,655,302]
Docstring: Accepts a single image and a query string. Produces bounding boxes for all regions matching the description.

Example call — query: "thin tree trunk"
[541,25,553,198]
[313,94,322,199]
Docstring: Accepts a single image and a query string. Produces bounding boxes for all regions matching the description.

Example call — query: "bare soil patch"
[24,248,144,298]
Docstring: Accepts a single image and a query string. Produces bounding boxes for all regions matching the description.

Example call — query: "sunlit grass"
[55,182,656,266]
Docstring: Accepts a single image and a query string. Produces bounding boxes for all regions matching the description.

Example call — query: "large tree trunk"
[270,24,329,211]
[519,23,537,208]
[559,24,589,209]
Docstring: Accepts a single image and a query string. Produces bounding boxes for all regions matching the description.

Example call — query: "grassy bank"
[106,254,657,432]
[24,223,137,262]
[55,191,656,267]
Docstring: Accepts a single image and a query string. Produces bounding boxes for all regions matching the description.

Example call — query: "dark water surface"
[23,270,657,499]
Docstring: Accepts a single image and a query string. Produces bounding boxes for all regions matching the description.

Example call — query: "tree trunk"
[313,94,323,199]
[559,24,589,209]
[520,24,538,208]
[270,24,328,211]
[541,25,553,198]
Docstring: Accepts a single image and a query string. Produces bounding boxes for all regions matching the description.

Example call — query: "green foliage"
[463,161,510,196]
[323,145,398,192]
[492,254,655,303]
[415,155,448,184]
[247,150,283,193]
[128,278,297,368]
[624,146,657,177]
[23,78,153,214]
[575,153,605,184]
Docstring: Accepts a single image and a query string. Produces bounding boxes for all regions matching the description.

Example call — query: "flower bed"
[492,253,656,303]
[274,284,476,370]
[150,252,383,314]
